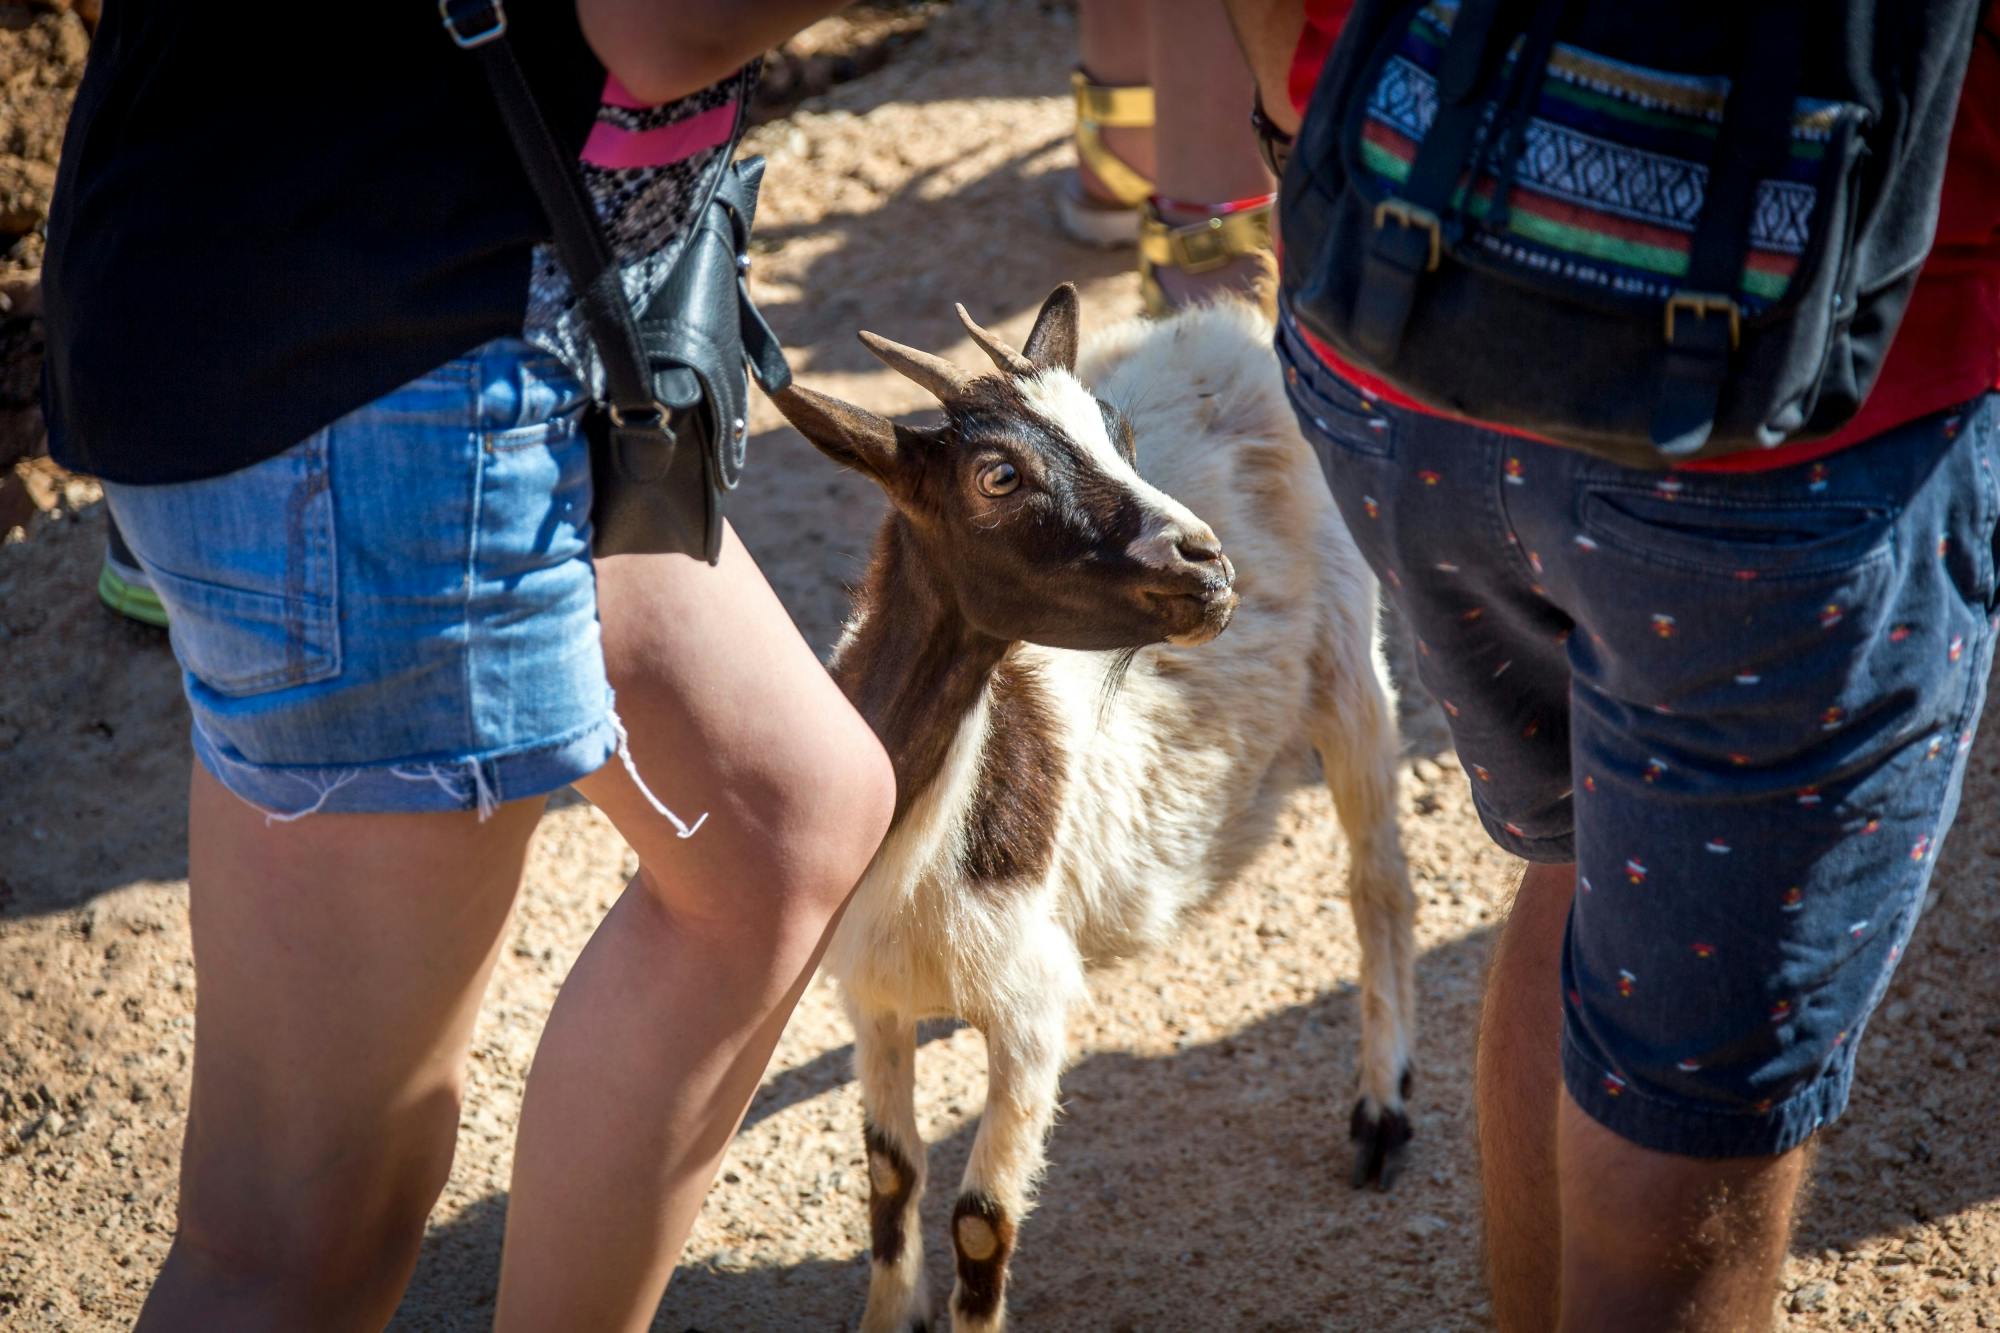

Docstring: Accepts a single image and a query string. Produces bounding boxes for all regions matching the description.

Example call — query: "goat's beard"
[1095,646,1143,728]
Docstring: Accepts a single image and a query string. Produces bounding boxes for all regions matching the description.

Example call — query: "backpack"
[1278,0,1986,467]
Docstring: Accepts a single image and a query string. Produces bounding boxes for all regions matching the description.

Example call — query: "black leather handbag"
[443,0,790,563]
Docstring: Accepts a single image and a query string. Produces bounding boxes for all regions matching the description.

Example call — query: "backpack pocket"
[1283,0,1887,465]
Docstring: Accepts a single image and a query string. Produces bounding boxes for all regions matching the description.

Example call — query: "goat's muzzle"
[1135,523,1237,646]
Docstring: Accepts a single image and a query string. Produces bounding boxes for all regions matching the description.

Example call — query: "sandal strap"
[1071,69,1155,127]
[1138,197,1274,275]
[1138,196,1275,317]
[1071,71,1156,208]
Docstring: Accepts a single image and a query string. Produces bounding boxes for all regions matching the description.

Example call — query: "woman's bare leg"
[1076,0,1156,204]
[137,774,545,1332]
[1146,0,1274,308]
[494,524,896,1332]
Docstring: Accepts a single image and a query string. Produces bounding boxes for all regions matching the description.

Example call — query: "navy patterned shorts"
[1277,307,2000,1158]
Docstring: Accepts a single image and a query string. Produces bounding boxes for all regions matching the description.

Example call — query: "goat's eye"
[977,461,1020,497]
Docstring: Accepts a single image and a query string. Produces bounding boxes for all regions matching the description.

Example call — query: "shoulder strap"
[441,0,659,421]
[1350,0,1536,363]
[1650,0,1808,457]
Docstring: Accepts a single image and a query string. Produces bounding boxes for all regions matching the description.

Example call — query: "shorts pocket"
[1284,361,1397,460]
[485,414,581,453]
[1578,486,1896,582]
[104,431,341,697]
[1278,316,1397,459]
[144,564,340,695]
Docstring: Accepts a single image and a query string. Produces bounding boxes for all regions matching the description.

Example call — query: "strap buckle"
[1664,291,1740,350]
[439,0,507,49]
[607,399,673,430]
[1138,200,1273,276]
[1372,200,1442,273]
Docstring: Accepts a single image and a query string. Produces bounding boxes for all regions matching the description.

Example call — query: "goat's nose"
[1176,531,1224,565]
[1131,520,1228,576]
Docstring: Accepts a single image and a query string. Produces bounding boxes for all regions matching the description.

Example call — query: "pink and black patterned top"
[526,66,756,393]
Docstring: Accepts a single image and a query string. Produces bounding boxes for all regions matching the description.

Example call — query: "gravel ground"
[4,2,2000,1328]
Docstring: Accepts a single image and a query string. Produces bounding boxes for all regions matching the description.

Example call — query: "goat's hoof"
[1349,1095,1414,1191]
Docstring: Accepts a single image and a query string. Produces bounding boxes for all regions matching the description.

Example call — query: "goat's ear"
[767,383,902,487]
[1022,282,1081,373]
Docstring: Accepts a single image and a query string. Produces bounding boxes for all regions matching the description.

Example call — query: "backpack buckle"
[1664,291,1740,350]
[440,0,507,48]
[1372,200,1441,273]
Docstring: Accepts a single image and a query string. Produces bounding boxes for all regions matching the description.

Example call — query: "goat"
[769,285,1416,1333]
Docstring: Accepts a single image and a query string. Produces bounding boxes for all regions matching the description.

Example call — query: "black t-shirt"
[43,6,603,484]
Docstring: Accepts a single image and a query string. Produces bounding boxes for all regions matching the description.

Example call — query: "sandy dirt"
[4,2,2000,1329]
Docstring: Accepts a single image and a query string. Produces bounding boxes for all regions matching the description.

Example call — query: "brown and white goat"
[770,286,1415,1332]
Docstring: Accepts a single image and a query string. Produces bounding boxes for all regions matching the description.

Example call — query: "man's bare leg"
[493,525,895,1332]
[1557,1093,1808,1333]
[137,773,545,1332]
[1479,859,1811,1332]
[1476,859,1574,1333]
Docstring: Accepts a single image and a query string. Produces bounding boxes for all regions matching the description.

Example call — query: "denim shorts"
[103,338,622,820]
[1277,307,2000,1157]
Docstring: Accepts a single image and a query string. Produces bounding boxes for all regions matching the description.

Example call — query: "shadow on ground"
[394,738,2000,1332]
[395,925,1499,1331]
[0,504,190,914]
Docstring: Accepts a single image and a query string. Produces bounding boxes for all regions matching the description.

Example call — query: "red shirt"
[1286,2,2000,471]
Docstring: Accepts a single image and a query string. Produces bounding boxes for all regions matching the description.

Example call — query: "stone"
[1404,1214,1448,1241]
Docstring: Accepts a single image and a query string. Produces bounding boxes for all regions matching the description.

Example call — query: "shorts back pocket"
[104,431,341,697]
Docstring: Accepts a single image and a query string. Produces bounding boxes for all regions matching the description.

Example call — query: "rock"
[1789,1281,1834,1313]
[1883,1301,1918,1328]
[1901,1240,1930,1263]
[1404,1214,1448,1241]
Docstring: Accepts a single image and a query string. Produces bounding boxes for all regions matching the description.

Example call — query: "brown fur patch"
[864,1123,917,1266]
[950,1192,1015,1322]
[834,524,1011,822]
[960,655,1064,884]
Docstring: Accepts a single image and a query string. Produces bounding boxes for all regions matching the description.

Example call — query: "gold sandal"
[1057,70,1156,248]
[1137,194,1275,316]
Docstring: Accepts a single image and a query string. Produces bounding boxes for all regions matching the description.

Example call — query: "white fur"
[831,299,1415,1333]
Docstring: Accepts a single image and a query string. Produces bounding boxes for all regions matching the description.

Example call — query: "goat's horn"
[858,330,975,402]
[954,304,1034,377]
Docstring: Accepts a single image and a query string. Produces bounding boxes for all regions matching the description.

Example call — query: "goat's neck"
[833,519,1012,820]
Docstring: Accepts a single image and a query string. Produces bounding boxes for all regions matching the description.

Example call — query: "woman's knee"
[169,1089,461,1315]
[638,709,895,933]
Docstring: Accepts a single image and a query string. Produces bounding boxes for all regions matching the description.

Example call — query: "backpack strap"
[440,0,663,427]
[1350,0,1511,362]
[1650,1,1808,457]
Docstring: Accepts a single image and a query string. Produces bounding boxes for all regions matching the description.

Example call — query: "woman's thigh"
[578,522,894,926]
[170,767,544,1271]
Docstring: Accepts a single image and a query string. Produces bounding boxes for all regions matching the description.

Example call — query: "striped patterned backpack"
[1279,0,1986,466]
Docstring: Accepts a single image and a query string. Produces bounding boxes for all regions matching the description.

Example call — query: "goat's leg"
[851,1001,930,1333]
[1312,636,1419,1190]
[949,982,1073,1333]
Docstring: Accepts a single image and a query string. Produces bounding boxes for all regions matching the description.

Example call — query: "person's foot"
[99,511,168,627]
